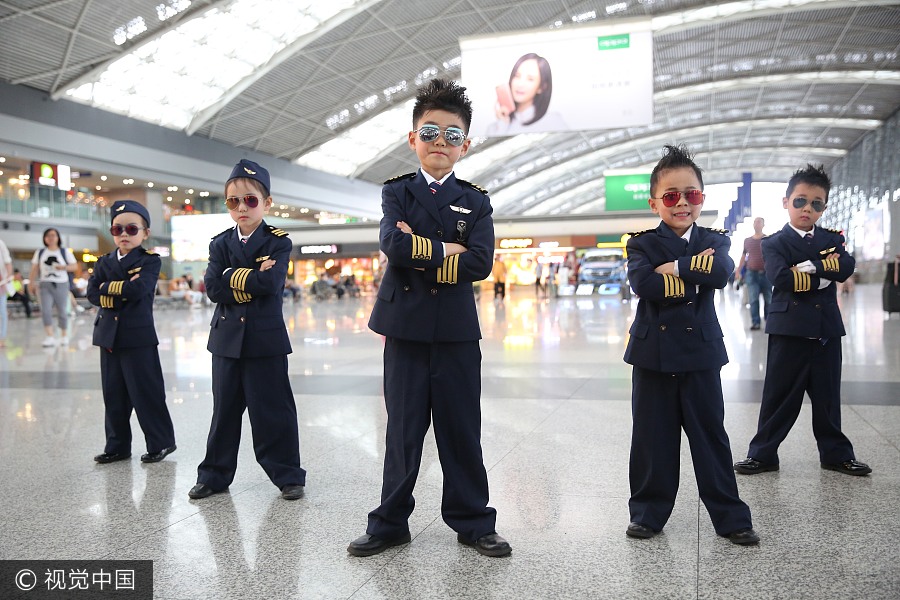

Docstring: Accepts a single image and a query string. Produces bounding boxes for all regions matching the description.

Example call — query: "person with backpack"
[29,227,78,347]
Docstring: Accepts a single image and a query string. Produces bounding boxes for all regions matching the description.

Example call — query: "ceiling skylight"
[64,0,371,129]
[296,100,416,177]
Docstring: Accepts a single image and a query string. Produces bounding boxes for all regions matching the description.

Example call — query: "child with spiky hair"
[348,79,510,558]
[735,164,870,477]
[624,144,758,546]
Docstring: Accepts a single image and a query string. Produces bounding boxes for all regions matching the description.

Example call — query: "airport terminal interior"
[1,287,899,599]
[2,0,900,599]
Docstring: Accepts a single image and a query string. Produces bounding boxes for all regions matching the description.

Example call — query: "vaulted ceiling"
[1,0,898,218]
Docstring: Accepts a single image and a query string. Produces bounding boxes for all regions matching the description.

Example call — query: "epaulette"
[267,225,288,237]
[212,227,233,240]
[824,227,843,235]
[627,229,655,237]
[456,179,489,195]
[707,227,730,236]
[384,173,416,184]
[144,249,157,256]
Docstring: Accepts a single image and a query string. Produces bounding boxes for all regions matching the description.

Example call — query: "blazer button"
[793,301,799,305]
[220,315,226,320]
[403,285,410,291]
[815,304,821,309]
[659,325,667,331]
[685,327,693,333]
[114,316,118,321]
[437,230,443,237]
[240,316,246,323]
[431,288,438,295]
[686,301,693,305]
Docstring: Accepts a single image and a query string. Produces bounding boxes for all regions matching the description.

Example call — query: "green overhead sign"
[605,173,651,211]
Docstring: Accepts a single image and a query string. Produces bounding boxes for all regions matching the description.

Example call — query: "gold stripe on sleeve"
[822,257,839,272]
[662,274,685,298]
[436,255,459,284]
[229,268,253,291]
[410,234,433,260]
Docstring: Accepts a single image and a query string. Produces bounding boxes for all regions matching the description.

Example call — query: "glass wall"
[823,109,900,282]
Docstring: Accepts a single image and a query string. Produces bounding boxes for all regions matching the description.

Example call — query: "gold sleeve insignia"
[436,255,460,284]
[233,289,253,303]
[267,226,288,237]
[689,254,714,274]
[821,257,840,272]
[792,270,812,292]
[662,274,685,298]
[229,268,253,292]
[100,295,115,308]
[410,234,433,261]
[107,281,125,296]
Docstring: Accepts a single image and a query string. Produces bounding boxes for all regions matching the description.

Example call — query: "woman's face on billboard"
[511,59,542,108]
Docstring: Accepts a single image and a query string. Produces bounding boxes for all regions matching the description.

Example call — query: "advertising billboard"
[460,19,654,138]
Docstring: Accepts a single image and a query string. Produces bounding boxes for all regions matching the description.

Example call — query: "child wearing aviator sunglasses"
[348,78,511,559]
[735,164,871,478]
[86,200,176,466]
[188,159,306,502]
[623,144,758,546]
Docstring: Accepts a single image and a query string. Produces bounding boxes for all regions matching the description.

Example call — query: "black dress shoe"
[347,532,411,557]
[94,452,131,464]
[821,459,872,476]
[140,445,176,463]
[625,522,656,539]
[281,484,305,500]
[457,532,512,557]
[750,324,761,330]
[734,458,779,475]
[188,483,224,499]
[727,528,760,545]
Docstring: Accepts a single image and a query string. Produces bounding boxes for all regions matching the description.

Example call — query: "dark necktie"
[804,233,813,245]
[429,181,441,195]
[241,237,248,244]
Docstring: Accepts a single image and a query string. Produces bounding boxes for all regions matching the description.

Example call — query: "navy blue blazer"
[368,171,494,343]
[624,222,733,372]
[763,223,854,339]
[86,247,160,349]
[205,221,292,359]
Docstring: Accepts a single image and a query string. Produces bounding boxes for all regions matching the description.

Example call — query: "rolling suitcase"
[884,258,900,314]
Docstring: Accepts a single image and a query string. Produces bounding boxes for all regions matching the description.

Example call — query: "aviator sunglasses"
[414,125,467,147]
[225,195,262,210]
[109,224,146,236]
[654,190,705,207]
[792,197,827,212]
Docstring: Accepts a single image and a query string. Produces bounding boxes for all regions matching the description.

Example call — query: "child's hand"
[824,252,839,261]
[396,221,413,234]
[259,259,276,271]
[654,261,676,275]
[445,242,468,256]
[697,248,715,256]
[130,273,140,281]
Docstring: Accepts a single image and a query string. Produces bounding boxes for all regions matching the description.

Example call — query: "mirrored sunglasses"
[792,197,826,212]
[415,125,467,147]
[109,224,146,236]
[225,195,261,210]
[656,190,705,207]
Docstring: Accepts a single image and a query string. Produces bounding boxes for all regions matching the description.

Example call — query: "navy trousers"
[100,345,175,454]
[198,354,305,490]
[629,366,751,535]
[367,337,496,542]
[748,335,855,464]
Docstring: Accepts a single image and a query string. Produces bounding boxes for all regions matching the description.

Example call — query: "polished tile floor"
[1,284,898,599]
